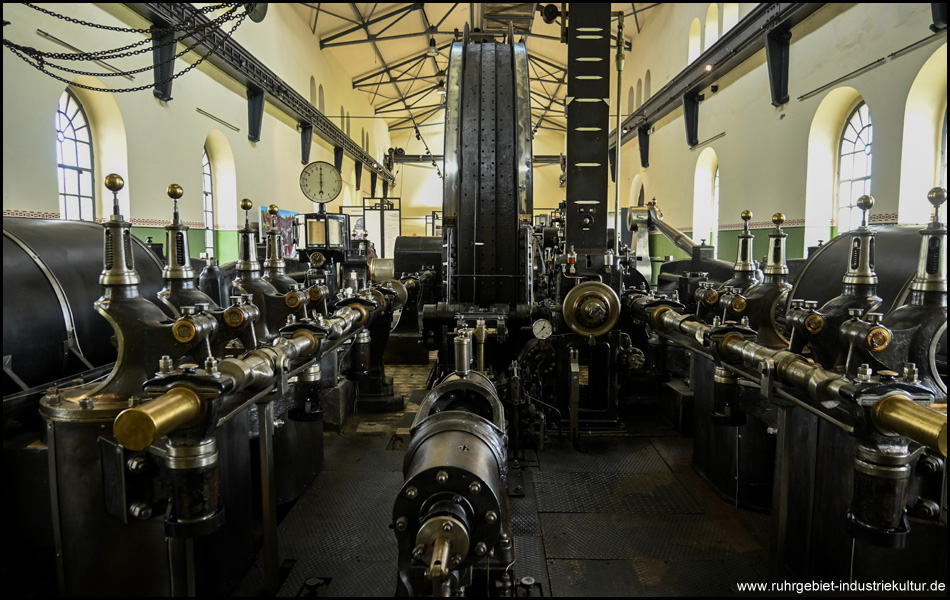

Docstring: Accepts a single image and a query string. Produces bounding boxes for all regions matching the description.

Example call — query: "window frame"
[56,88,96,221]
[202,147,215,258]
[836,101,873,233]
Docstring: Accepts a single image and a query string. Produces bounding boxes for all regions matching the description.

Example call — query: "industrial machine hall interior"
[2,2,947,597]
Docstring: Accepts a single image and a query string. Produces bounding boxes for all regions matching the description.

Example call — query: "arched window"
[627,85,635,115]
[346,111,351,137]
[309,76,317,106]
[705,4,720,49]
[644,70,651,101]
[56,89,95,221]
[202,148,215,258]
[713,166,720,246]
[941,108,947,190]
[693,147,719,248]
[688,18,702,64]
[636,79,643,110]
[318,84,325,114]
[837,102,873,233]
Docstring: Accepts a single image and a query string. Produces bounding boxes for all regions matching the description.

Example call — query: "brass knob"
[240,198,253,211]
[741,210,752,221]
[268,204,280,215]
[167,184,183,200]
[772,213,785,226]
[928,187,947,209]
[857,195,874,211]
[105,173,125,193]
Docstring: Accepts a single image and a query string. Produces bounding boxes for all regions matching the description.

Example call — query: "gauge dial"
[300,161,343,204]
[531,318,553,340]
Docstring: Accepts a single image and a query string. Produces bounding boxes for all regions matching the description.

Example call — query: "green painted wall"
[215,231,239,264]
[712,226,809,264]
[131,226,239,263]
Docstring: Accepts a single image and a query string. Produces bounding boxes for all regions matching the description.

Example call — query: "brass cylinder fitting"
[873,395,948,457]
[114,387,202,451]
[730,296,747,313]
[804,313,824,334]
[866,326,891,352]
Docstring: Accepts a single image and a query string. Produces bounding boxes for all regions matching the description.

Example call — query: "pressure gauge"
[309,251,327,268]
[531,318,553,340]
[300,161,343,204]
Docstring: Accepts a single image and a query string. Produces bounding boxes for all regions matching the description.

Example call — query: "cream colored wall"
[2,3,391,233]
[608,3,946,259]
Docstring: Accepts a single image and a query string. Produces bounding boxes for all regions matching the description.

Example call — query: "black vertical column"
[565,4,611,252]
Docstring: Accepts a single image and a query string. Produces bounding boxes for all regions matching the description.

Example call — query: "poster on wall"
[260,206,297,258]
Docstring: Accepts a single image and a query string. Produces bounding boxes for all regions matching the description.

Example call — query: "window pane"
[77,144,92,170]
[65,195,79,220]
[73,124,90,144]
[81,197,94,220]
[64,170,79,196]
[80,170,93,196]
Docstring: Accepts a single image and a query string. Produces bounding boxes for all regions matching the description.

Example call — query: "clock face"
[300,161,343,204]
[532,319,553,340]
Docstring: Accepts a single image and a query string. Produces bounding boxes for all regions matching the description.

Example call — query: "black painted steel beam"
[126,3,394,183]
[609,3,825,153]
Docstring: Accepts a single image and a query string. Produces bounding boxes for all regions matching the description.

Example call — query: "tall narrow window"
[941,108,947,189]
[837,102,873,233]
[712,166,720,247]
[202,148,215,258]
[56,89,95,221]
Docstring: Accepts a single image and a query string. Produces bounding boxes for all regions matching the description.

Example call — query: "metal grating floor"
[232,370,769,597]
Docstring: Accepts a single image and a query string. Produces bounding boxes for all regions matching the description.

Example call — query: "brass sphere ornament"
[857,195,874,211]
[928,187,946,209]
[167,184,183,200]
[240,198,254,211]
[105,173,125,193]
[772,213,785,226]
[268,204,280,215]
[741,210,752,222]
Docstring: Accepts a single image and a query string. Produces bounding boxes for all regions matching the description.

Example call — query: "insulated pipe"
[647,302,947,455]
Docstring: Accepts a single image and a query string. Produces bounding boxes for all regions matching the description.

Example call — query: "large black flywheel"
[442,33,532,307]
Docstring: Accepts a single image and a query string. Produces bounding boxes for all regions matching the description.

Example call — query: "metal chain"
[24,16,237,79]
[22,3,240,35]
[4,9,249,93]
[11,4,244,62]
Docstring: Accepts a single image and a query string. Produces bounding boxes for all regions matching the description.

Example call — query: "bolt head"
[475,542,487,556]
[469,481,482,494]
[436,471,449,484]
[395,517,408,532]
[405,486,418,499]
[485,511,498,524]
[442,521,454,532]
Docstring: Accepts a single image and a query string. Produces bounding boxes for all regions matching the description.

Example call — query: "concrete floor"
[232,364,771,597]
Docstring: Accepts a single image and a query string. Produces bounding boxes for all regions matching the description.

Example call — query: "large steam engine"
[1,3,945,598]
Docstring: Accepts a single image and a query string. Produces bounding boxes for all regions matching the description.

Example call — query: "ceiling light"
[704,64,713,72]
[427,37,439,57]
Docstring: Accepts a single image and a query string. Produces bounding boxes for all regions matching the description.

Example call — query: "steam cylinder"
[2,217,166,396]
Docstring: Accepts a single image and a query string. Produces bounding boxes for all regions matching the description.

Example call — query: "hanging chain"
[21,3,238,35]
[2,4,252,93]
[15,4,245,61]
[3,5,250,93]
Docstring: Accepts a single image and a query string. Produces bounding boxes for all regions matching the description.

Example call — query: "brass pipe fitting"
[874,394,948,457]
[114,387,202,451]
